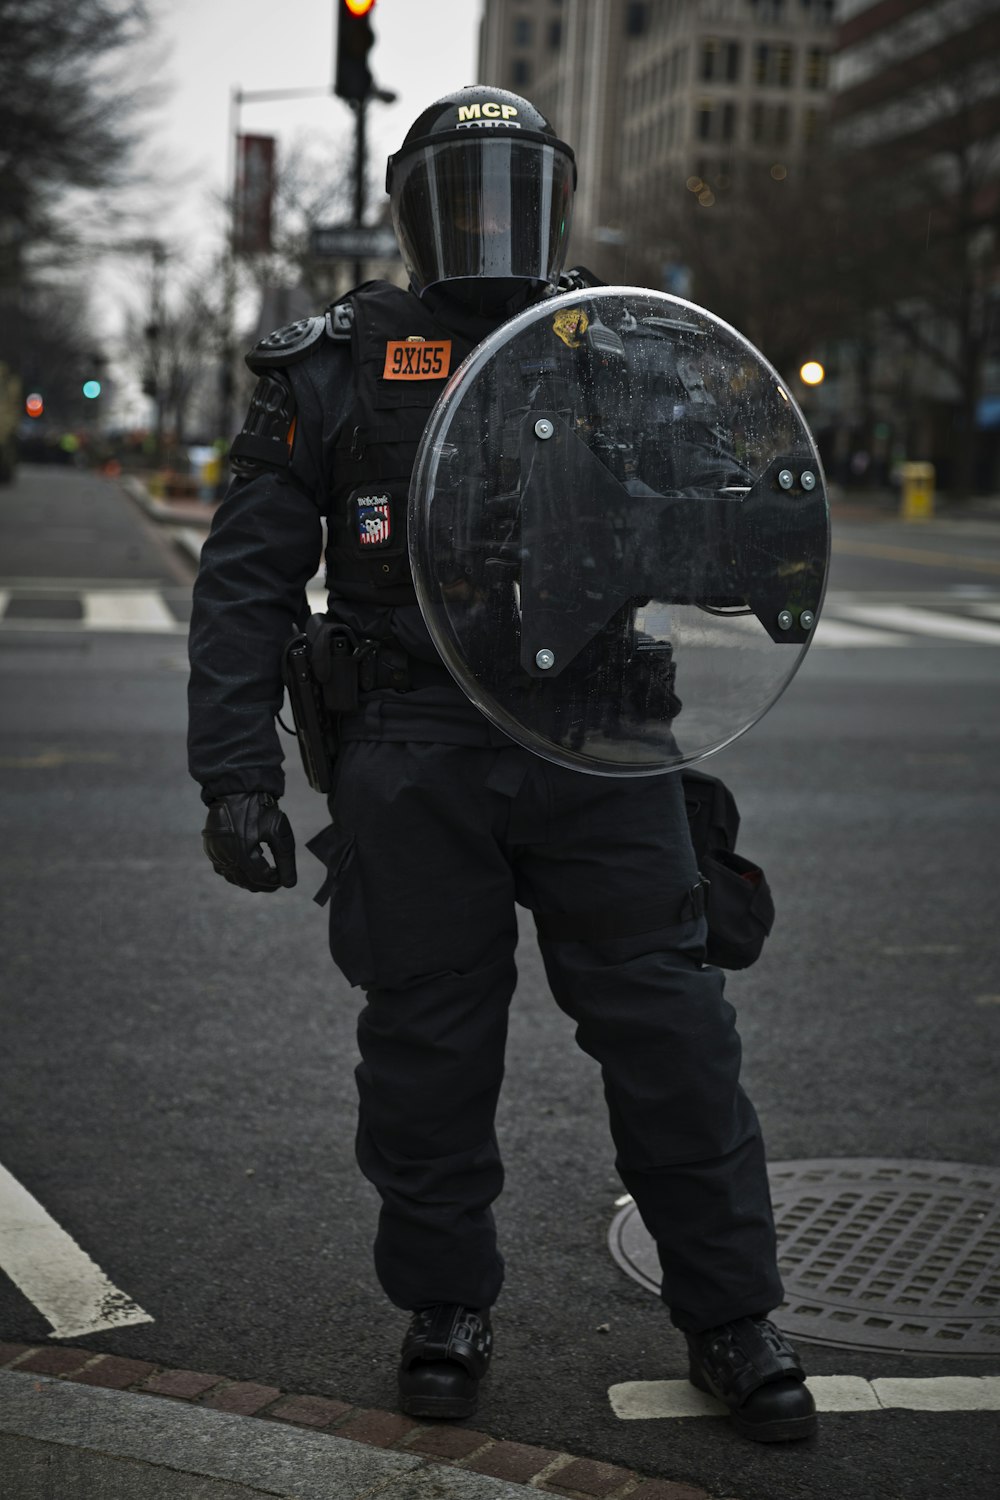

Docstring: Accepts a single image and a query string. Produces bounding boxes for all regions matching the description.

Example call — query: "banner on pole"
[234,135,276,255]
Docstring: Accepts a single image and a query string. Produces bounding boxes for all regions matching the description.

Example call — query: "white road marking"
[609,1374,1000,1419]
[82,590,179,632]
[874,1376,1000,1411]
[838,603,1000,645]
[970,601,1000,619]
[812,618,908,647]
[0,1161,153,1339]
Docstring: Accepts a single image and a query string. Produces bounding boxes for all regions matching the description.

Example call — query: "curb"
[118,475,217,528]
[0,1341,709,1500]
[118,474,214,569]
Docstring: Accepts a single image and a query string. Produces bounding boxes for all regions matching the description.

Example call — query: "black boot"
[398,1304,492,1419]
[686,1316,817,1443]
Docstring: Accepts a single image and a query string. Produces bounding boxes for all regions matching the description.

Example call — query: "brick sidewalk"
[0,1340,715,1500]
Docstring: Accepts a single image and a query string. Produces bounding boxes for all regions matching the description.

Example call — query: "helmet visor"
[391,138,575,295]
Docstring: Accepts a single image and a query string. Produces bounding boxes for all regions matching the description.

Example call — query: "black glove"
[202,792,297,893]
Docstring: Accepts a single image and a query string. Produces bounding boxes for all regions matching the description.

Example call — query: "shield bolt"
[534,419,554,441]
[777,609,794,631]
[535,648,556,670]
[778,469,794,491]
[800,610,815,630]
[800,471,817,490]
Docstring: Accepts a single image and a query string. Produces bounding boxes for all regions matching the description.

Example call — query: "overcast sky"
[143,0,482,250]
[95,0,482,356]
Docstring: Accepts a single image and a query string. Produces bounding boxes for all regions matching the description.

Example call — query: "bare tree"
[0,0,154,285]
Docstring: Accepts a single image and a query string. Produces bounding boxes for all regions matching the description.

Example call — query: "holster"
[281,616,421,793]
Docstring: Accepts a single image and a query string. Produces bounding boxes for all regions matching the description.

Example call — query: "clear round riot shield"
[409,286,829,775]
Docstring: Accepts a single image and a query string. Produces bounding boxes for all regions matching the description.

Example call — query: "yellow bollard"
[900,461,935,521]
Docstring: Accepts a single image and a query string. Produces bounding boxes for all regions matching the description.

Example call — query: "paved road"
[1,466,998,1500]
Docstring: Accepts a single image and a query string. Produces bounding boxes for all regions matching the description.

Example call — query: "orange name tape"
[382,340,452,380]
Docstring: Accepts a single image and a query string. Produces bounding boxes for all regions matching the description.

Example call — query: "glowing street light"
[799,361,825,386]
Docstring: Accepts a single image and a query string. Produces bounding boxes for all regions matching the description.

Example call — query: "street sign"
[310,224,399,260]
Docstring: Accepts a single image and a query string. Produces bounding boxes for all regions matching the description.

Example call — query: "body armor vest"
[326,282,477,609]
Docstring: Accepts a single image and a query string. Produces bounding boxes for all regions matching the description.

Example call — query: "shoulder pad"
[559,265,605,292]
[324,300,354,341]
[245,315,326,372]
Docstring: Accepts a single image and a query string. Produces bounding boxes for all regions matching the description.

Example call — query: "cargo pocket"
[306,823,375,988]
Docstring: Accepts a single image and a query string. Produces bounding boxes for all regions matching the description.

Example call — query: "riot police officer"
[189,86,817,1443]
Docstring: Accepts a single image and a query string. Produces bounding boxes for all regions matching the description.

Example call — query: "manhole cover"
[609,1158,1000,1356]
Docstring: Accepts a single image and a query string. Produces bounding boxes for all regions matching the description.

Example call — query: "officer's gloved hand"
[202,792,297,892]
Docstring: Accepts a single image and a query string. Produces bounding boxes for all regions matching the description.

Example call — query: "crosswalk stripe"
[3,588,1000,647]
[81,590,179,631]
[0,1160,153,1339]
[813,618,908,646]
[839,603,1000,645]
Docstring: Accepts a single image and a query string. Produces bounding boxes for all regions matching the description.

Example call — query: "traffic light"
[82,380,102,399]
[336,0,376,102]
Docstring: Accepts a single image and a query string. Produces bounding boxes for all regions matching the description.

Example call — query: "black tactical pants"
[315,739,782,1333]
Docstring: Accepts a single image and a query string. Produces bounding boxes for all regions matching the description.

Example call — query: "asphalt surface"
[1,465,999,1500]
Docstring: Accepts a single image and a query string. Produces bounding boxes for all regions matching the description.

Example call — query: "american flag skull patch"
[355,495,393,547]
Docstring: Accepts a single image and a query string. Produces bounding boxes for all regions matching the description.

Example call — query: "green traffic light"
[83,379,102,399]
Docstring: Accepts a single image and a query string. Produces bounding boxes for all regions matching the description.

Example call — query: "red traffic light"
[336,0,376,100]
[25,393,44,418]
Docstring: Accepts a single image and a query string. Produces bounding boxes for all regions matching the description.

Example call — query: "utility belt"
[283,618,776,971]
[281,615,446,793]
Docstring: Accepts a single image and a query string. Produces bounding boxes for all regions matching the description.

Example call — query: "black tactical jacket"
[187,282,527,805]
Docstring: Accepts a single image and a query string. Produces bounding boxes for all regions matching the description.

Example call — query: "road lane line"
[839,603,1000,644]
[82,590,177,631]
[832,538,1000,577]
[0,1162,153,1339]
[609,1375,1000,1419]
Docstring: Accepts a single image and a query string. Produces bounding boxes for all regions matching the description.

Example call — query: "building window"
[513,17,533,47]
[802,105,825,142]
[511,58,532,87]
[696,99,737,144]
[626,2,648,37]
[755,42,794,87]
[547,19,562,48]
[805,48,828,89]
[752,102,790,146]
[701,37,741,84]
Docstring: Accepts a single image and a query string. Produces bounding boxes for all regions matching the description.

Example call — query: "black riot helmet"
[386,85,577,302]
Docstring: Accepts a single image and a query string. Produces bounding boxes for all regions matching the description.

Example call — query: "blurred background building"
[478,0,1000,491]
[479,0,836,279]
